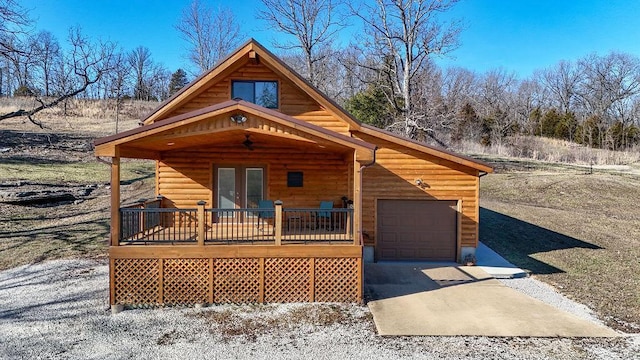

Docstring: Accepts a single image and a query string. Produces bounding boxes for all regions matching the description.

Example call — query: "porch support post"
[274,200,283,246]
[197,200,206,246]
[353,155,362,246]
[110,151,120,247]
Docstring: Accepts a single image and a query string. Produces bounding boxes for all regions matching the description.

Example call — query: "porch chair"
[316,201,334,230]
[256,200,275,234]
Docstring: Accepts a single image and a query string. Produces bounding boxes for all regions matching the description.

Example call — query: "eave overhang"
[94,100,376,162]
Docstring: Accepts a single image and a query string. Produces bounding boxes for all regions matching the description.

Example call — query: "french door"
[216,166,265,212]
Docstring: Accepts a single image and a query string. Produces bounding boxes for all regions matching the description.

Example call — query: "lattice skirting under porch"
[111,256,361,306]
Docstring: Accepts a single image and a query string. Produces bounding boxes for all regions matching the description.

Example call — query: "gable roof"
[132,38,491,174]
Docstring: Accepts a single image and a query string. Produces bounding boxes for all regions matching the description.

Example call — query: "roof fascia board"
[95,101,240,147]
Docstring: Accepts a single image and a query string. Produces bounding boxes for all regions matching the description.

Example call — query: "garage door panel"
[379,215,398,227]
[377,200,457,261]
[379,232,398,245]
[380,248,398,259]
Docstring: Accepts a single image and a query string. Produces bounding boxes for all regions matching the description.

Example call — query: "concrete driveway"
[365,263,619,337]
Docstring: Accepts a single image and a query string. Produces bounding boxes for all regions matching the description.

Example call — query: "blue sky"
[20,0,640,78]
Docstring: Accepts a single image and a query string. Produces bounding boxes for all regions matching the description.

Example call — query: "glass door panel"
[217,168,236,210]
[246,168,264,210]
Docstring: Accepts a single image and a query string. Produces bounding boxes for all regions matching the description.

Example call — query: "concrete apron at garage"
[365,263,619,337]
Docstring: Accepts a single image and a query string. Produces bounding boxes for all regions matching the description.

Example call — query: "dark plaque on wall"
[287,171,303,187]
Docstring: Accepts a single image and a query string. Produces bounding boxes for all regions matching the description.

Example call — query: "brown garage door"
[377,200,457,261]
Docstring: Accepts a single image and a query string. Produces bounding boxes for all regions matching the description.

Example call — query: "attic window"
[232,80,278,109]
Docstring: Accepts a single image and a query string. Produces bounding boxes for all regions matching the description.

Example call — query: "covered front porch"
[119,197,355,245]
[95,100,376,307]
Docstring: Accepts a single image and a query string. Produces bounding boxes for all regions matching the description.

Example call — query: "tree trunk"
[403,58,413,138]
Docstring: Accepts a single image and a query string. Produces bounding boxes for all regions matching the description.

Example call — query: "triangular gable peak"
[143,39,360,135]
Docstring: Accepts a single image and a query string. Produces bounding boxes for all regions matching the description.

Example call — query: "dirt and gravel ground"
[1,259,639,360]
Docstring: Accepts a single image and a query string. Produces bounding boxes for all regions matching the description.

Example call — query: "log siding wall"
[353,133,480,249]
[157,149,351,209]
[165,62,350,135]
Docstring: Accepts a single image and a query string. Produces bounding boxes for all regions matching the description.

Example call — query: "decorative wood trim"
[110,154,120,247]
[95,100,375,161]
[109,257,116,305]
[457,199,463,262]
[309,258,315,302]
[158,258,164,304]
[109,245,363,259]
[357,257,363,303]
[259,257,265,303]
[209,258,215,304]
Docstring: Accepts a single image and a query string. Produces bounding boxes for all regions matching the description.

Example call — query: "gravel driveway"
[0,259,638,360]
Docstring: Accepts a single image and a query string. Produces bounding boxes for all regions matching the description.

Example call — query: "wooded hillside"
[1,0,639,154]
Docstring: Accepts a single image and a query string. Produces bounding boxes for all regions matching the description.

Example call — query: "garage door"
[377,200,457,261]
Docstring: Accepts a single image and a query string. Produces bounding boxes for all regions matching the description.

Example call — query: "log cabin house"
[94,39,493,309]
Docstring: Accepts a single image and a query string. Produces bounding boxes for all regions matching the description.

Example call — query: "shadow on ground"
[479,207,601,274]
[364,263,490,301]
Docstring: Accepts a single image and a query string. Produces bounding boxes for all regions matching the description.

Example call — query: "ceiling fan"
[242,134,254,151]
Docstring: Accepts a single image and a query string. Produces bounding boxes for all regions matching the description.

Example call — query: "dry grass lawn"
[480,161,640,333]
[0,98,156,270]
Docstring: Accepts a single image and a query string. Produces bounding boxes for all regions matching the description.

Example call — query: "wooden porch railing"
[119,197,165,241]
[118,200,355,245]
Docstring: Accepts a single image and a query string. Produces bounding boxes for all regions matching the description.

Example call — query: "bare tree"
[0,0,31,95]
[257,0,344,88]
[336,47,372,100]
[0,27,117,127]
[150,64,171,101]
[476,68,519,145]
[176,0,242,75]
[32,30,60,96]
[128,46,153,100]
[5,35,35,91]
[104,51,129,132]
[537,60,582,114]
[578,52,640,149]
[350,0,462,139]
[0,0,29,58]
[513,79,545,136]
